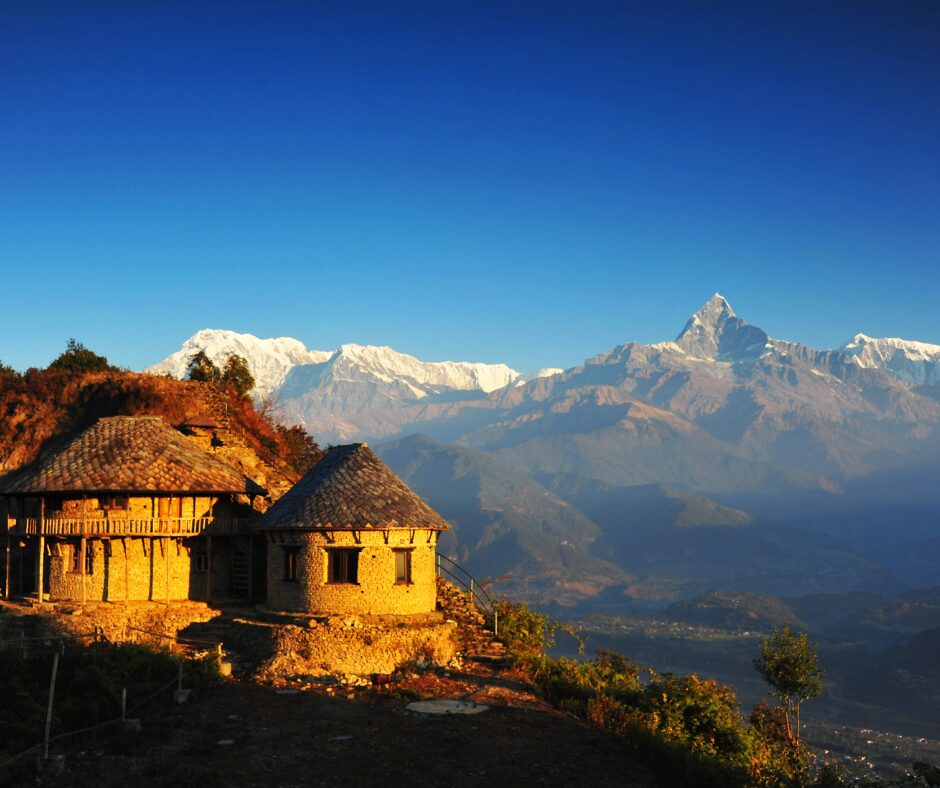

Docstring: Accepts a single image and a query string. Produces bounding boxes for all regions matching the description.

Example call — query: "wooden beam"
[80,536,86,607]
[164,538,170,605]
[247,537,253,601]
[205,535,212,603]
[4,535,10,600]
[37,497,45,603]
[123,538,129,605]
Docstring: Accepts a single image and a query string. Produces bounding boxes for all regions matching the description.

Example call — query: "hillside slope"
[0,369,307,502]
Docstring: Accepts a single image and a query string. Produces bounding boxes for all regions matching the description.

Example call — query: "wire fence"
[0,623,223,775]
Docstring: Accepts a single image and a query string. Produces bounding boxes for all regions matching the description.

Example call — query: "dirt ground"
[46,661,659,788]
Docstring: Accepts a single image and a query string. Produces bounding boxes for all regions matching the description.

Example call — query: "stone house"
[0,416,266,604]
[257,443,451,617]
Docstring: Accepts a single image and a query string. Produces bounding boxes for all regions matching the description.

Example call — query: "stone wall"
[46,535,241,602]
[254,614,457,678]
[264,530,439,616]
[50,600,220,645]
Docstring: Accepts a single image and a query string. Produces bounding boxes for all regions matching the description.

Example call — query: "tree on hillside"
[221,354,254,397]
[48,339,115,373]
[754,626,824,742]
[186,350,220,384]
[277,424,324,475]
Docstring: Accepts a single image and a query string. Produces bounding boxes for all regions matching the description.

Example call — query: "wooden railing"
[4,517,255,537]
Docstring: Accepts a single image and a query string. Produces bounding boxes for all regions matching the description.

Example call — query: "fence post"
[43,652,60,760]
[121,687,127,721]
[494,610,499,637]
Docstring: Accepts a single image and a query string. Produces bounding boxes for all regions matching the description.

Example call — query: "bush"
[48,339,115,374]
[489,598,561,664]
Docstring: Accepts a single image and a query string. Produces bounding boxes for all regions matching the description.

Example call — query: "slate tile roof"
[258,443,450,531]
[0,416,266,496]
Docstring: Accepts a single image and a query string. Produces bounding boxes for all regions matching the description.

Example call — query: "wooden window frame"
[68,542,93,575]
[393,548,413,585]
[99,495,128,511]
[282,545,300,583]
[193,551,209,574]
[326,548,361,585]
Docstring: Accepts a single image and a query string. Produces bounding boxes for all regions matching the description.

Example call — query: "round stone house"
[258,443,451,616]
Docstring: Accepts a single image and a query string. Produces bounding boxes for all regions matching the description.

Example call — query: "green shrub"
[489,598,561,663]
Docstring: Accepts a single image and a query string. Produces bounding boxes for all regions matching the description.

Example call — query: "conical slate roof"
[0,416,266,496]
[258,443,450,531]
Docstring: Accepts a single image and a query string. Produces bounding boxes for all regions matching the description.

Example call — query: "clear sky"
[1,1,938,373]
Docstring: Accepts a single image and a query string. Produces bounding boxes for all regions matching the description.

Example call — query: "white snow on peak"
[838,333,940,385]
[514,368,565,385]
[145,328,331,400]
[328,343,523,393]
[674,294,771,361]
[146,329,554,402]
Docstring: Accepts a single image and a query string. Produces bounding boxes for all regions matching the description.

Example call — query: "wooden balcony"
[4,516,256,538]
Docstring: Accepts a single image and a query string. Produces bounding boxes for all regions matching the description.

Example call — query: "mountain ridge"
[146,298,940,446]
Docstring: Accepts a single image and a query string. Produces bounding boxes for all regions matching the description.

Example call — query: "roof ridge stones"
[258,443,451,531]
[0,415,266,496]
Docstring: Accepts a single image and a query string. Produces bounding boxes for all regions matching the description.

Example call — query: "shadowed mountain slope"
[374,434,630,605]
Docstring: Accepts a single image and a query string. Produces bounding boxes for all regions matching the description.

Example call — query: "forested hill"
[0,364,319,504]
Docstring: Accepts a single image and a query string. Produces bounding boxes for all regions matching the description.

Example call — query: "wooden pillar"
[123,538,129,605]
[4,535,10,600]
[37,497,45,604]
[80,536,86,607]
[205,535,212,602]
[247,537,253,601]
[164,538,170,605]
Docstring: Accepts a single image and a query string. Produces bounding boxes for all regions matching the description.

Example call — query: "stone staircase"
[436,577,506,664]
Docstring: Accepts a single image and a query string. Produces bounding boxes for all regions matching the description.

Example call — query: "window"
[283,545,300,582]
[158,497,182,518]
[327,549,360,584]
[99,495,128,511]
[393,549,412,584]
[193,551,208,573]
[69,543,93,575]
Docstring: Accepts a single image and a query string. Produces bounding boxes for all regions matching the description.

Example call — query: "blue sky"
[1,1,938,372]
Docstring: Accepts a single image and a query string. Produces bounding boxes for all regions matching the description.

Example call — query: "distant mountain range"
[147,296,940,605]
[148,295,940,447]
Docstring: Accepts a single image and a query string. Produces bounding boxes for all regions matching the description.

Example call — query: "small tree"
[220,354,255,397]
[48,339,115,373]
[754,627,823,742]
[187,350,220,384]
[276,424,324,475]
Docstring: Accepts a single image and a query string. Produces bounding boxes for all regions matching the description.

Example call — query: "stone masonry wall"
[265,530,439,616]
[49,600,220,645]
[254,615,457,678]
[47,535,237,602]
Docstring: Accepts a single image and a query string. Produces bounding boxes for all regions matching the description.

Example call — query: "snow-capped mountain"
[146,329,331,400]
[300,343,527,396]
[147,330,563,437]
[669,293,774,361]
[839,333,940,385]
[146,298,939,450]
